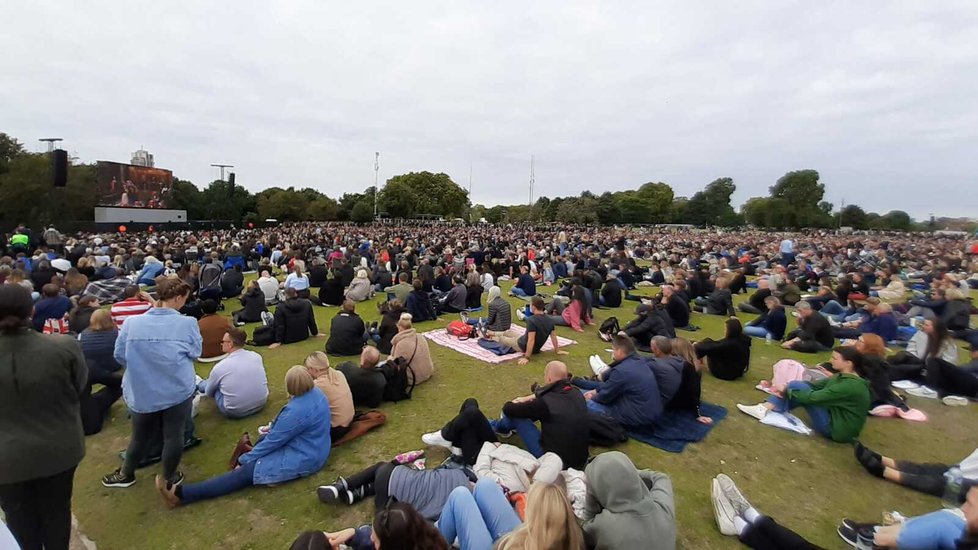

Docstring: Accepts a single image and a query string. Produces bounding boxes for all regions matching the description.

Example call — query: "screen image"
[96,161,173,209]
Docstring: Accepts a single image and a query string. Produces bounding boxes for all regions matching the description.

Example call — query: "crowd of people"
[1,219,977,549]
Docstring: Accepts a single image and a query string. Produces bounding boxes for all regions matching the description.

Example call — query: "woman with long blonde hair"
[495,480,585,550]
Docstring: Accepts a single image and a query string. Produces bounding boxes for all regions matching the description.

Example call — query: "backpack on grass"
[378,357,416,403]
[251,325,275,347]
[598,316,620,341]
[446,320,475,339]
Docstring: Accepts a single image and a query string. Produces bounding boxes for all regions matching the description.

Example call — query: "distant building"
[131,149,154,167]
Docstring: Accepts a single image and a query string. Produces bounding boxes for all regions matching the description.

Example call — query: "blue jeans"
[819,300,846,316]
[897,509,966,549]
[510,287,529,298]
[491,415,543,458]
[766,381,832,438]
[180,461,256,504]
[465,317,486,326]
[438,479,521,550]
[744,325,771,339]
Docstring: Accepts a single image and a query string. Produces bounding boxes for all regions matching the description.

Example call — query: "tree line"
[0,131,930,231]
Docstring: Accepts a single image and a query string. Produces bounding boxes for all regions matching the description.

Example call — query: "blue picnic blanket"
[626,402,727,453]
[477,338,516,356]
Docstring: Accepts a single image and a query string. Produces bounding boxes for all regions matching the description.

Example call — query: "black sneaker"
[168,471,185,486]
[838,520,878,548]
[102,469,136,488]
[317,484,349,504]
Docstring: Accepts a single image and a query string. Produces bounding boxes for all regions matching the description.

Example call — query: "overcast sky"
[4,1,977,219]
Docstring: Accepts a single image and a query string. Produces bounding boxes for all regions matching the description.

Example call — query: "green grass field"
[71,281,978,549]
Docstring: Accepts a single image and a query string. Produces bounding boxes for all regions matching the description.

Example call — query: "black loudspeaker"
[227,172,236,196]
[52,149,68,187]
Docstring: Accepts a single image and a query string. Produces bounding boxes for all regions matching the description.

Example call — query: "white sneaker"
[737,403,769,421]
[421,431,462,456]
[516,309,526,321]
[716,474,752,516]
[891,380,920,390]
[827,317,840,327]
[942,395,969,407]
[711,478,738,536]
[906,386,938,399]
[589,355,609,377]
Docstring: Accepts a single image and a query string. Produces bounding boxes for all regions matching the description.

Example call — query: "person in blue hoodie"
[833,301,899,342]
[573,334,663,428]
[156,365,331,508]
[743,296,788,341]
[509,265,537,298]
[101,276,201,489]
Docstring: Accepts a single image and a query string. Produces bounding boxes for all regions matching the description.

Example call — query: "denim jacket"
[115,307,201,413]
[238,388,331,485]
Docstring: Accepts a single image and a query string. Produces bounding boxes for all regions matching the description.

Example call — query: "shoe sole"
[836,525,859,548]
[102,479,136,488]
[736,405,766,421]
[711,478,738,536]
[943,396,968,406]
[317,486,341,504]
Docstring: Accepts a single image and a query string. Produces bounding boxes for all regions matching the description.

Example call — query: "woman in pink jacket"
[543,285,592,332]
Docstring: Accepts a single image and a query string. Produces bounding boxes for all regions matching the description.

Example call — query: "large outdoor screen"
[96,161,173,209]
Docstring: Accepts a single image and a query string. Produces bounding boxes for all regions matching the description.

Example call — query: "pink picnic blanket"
[422,327,577,364]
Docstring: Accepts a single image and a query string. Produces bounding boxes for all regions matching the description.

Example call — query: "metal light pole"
[373,152,380,219]
[39,138,63,152]
[210,164,234,182]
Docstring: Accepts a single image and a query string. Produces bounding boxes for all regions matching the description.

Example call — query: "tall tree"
[684,177,737,226]
[0,132,26,175]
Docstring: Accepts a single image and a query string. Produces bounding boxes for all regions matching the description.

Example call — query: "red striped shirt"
[110,299,154,327]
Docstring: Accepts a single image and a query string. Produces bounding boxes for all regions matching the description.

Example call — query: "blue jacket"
[136,262,165,286]
[238,389,331,485]
[753,308,788,340]
[115,308,201,413]
[593,354,663,427]
[515,273,537,296]
[861,313,898,342]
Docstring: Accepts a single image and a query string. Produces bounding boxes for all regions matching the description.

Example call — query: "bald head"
[544,361,569,384]
[360,346,380,369]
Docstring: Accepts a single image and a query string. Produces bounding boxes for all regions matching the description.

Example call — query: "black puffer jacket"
[326,311,366,356]
[501,380,589,470]
[273,298,318,344]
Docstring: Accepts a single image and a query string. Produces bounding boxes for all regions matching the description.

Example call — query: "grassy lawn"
[71,280,978,549]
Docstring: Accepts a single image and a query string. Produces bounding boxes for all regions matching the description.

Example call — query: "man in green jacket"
[738,346,871,442]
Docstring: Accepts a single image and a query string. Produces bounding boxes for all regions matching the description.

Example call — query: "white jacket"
[473,442,588,518]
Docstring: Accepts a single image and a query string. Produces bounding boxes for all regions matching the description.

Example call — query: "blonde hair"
[496,482,584,550]
[303,351,330,376]
[397,312,413,330]
[285,365,315,396]
[87,309,116,332]
[671,337,698,370]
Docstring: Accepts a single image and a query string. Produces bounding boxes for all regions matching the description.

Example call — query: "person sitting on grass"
[291,500,450,550]
[694,317,752,381]
[781,301,835,353]
[540,285,592,332]
[737,346,871,442]
[619,303,674,349]
[660,284,692,329]
[573,335,663,428]
[437,275,468,314]
[421,361,589,470]
[197,299,232,362]
[737,277,772,315]
[582,451,676,550]
[405,279,436,322]
[196,328,268,419]
[383,272,413,304]
[743,296,787,342]
[888,318,959,382]
[304,352,355,441]
[831,300,899,343]
[853,443,977,504]
[156,366,331,508]
[335,347,387,409]
[461,285,512,332]
[669,338,713,425]
[645,335,686,405]
[923,341,978,404]
[692,276,735,317]
[509,265,536,298]
[485,297,568,365]
[390,313,435,386]
[837,486,978,549]
[269,287,322,349]
[232,280,268,326]
[325,300,366,356]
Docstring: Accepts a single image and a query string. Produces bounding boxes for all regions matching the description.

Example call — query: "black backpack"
[588,410,628,447]
[377,357,416,403]
[251,325,276,347]
[598,316,620,337]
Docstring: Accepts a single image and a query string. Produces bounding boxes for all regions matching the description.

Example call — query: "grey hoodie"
[582,451,676,550]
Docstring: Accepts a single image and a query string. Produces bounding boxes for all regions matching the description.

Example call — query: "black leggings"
[893,460,950,497]
[739,515,821,550]
[345,462,397,509]
[888,354,925,382]
[439,398,498,465]
[925,358,978,398]
[122,396,193,482]
[0,466,76,550]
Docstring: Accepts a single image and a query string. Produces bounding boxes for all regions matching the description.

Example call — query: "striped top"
[110,298,154,327]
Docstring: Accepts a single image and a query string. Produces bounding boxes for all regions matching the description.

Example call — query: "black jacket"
[623,311,672,346]
[273,298,318,344]
[664,297,690,328]
[746,288,772,312]
[318,276,345,306]
[237,288,268,323]
[220,269,244,298]
[696,335,752,380]
[941,299,971,331]
[308,265,328,288]
[406,290,437,322]
[705,288,735,316]
[600,281,623,308]
[377,308,403,355]
[665,361,702,415]
[326,311,366,356]
[502,380,589,470]
[795,313,835,348]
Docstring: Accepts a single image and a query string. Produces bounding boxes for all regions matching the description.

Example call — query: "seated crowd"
[1,221,977,550]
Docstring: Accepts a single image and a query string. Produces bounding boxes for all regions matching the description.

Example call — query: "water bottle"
[765,333,772,345]
[943,466,963,509]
